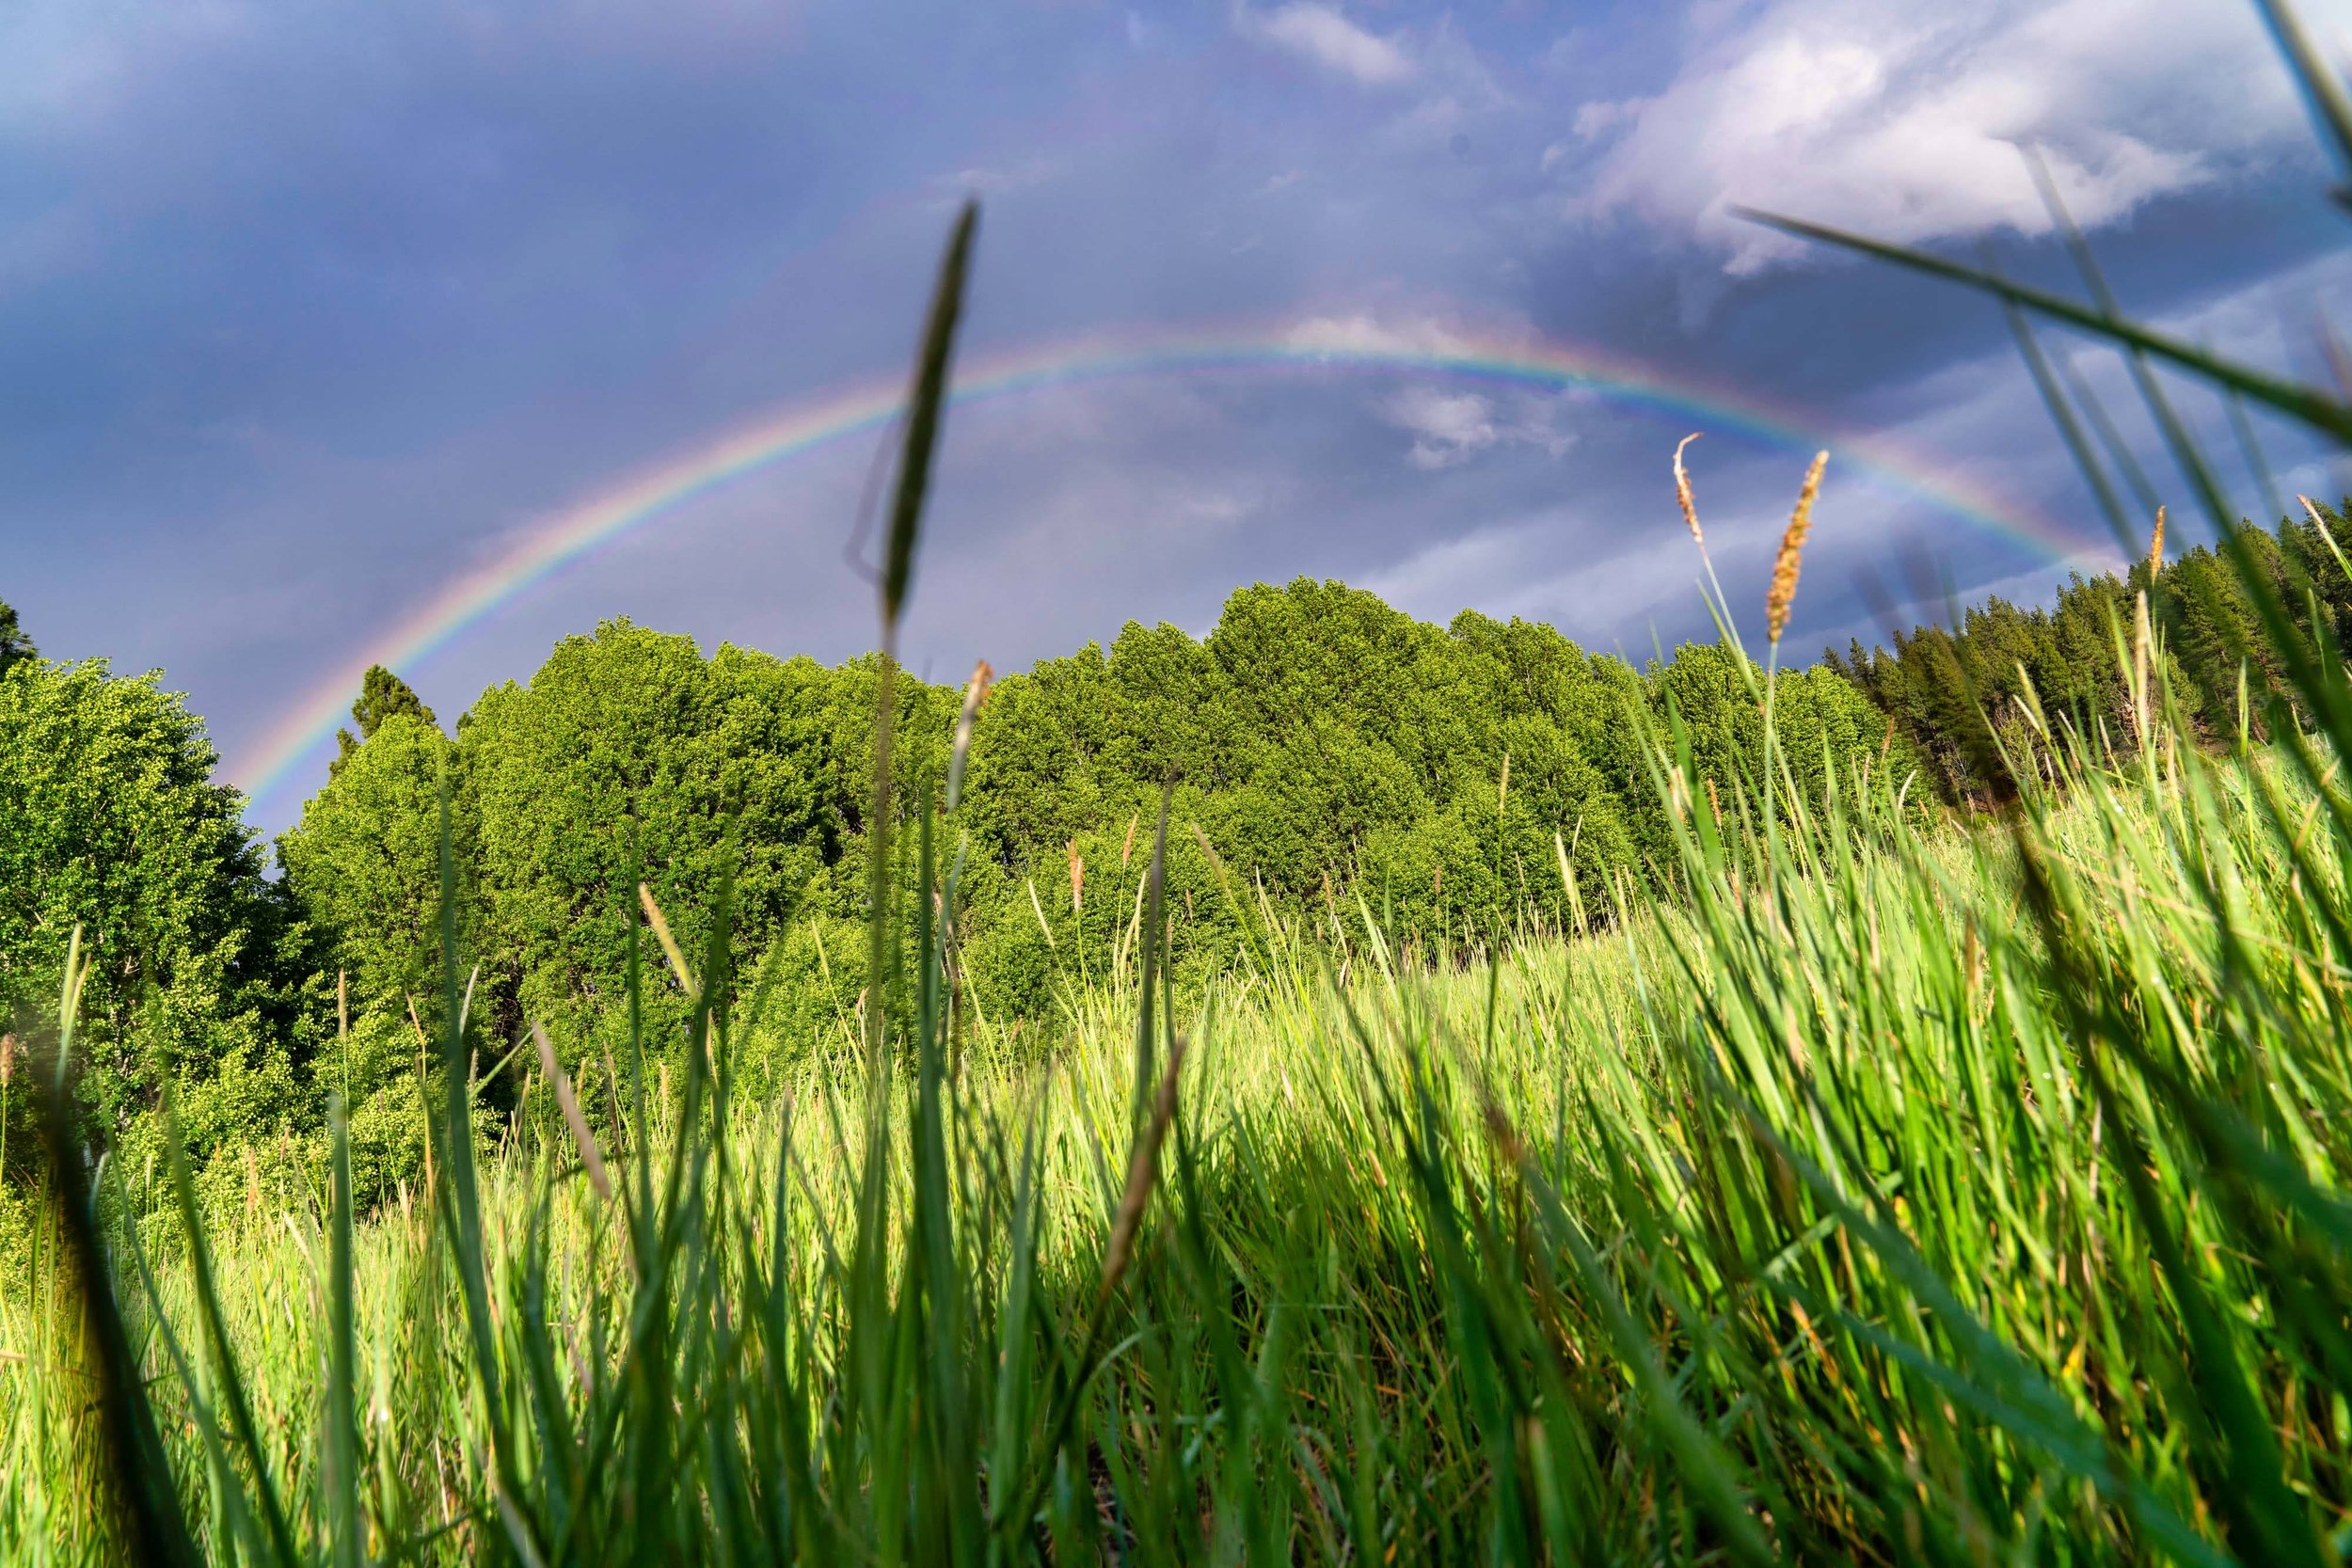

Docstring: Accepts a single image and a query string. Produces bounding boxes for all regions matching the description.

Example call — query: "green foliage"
[331,665,437,771]
[279,713,457,1012]
[15,605,2352,1565]
[458,623,915,1051]
[1834,507,2352,802]
[261,580,1908,1066]
[0,657,297,1153]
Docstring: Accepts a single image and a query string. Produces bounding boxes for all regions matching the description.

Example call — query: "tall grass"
[10,18,2352,1557]
[10,636,2352,1562]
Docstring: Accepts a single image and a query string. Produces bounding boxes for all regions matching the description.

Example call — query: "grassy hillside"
[9,584,2352,1560]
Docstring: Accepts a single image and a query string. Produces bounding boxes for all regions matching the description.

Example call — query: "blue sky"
[7,0,2352,830]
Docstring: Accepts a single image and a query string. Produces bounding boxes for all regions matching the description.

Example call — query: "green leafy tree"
[280,711,463,1014]
[461,620,877,1050]
[0,657,295,1155]
[1653,641,1916,827]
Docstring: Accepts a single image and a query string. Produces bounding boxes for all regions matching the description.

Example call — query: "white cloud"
[1569,101,1630,143]
[1571,0,2332,273]
[1386,388,1502,468]
[1236,3,1416,87]
[1284,311,1478,357]
[1279,311,1583,466]
[1380,385,1579,469]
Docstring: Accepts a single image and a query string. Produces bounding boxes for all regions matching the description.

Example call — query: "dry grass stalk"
[945,658,993,812]
[638,883,696,995]
[2131,588,2153,747]
[1673,433,1706,548]
[1025,877,1057,948]
[1099,1031,1187,1305]
[1189,821,1239,908]
[2147,505,2165,580]
[1766,451,1830,645]
[531,1022,612,1201]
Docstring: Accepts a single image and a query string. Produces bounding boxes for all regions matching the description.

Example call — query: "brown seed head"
[1766,451,1829,645]
[1480,1098,1528,1165]
[0,1034,13,1087]
[1673,433,1706,549]
[2147,505,2165,581]
[1067,839,1084,914]
[1099,1031,1186,1304]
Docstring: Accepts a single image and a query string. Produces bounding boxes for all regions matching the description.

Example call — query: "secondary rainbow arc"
[230,323,2100,810]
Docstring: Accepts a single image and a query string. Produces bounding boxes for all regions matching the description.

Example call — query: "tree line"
[1832,504,2352,802]
[4,507,2344,1207]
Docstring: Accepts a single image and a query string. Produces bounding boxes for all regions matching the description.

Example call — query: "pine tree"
[0,598,36,678]
[333,665,438,768]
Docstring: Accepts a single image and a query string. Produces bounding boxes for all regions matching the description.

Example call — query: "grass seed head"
[2148,504,2165,581]
[946,658,993,812]
[1099,1032,1186,1304]
[531,1021,612,1202]
[1767,451,1829,645]
[1673,433,1706,549]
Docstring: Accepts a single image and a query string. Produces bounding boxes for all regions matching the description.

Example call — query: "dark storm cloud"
[3,0,2349,832]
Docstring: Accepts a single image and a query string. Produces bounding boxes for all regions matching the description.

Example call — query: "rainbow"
[230,320,2102,810]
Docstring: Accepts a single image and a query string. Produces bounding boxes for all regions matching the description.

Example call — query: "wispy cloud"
[1235,3,1416,87]
[1386,387,1500,467]
[1381,386,1575,469]
[1283,312,1476,357]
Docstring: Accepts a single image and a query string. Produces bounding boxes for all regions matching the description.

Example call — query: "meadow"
[8,588,2352,1563]
[12,20,2352,1560]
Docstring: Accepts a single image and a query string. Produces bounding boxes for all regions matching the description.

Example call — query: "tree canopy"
[0,654,305,1166]
[281,579,1922,1057]
[333,664,438,770]
[1831,506,2352,804]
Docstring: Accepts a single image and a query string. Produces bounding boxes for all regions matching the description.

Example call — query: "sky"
[7,0,2352,832]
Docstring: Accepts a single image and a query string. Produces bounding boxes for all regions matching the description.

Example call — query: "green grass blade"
[880,198,978,634]
[1735,206,2352,444]
[326,1092,364,1568]
[35,968,204,1568]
